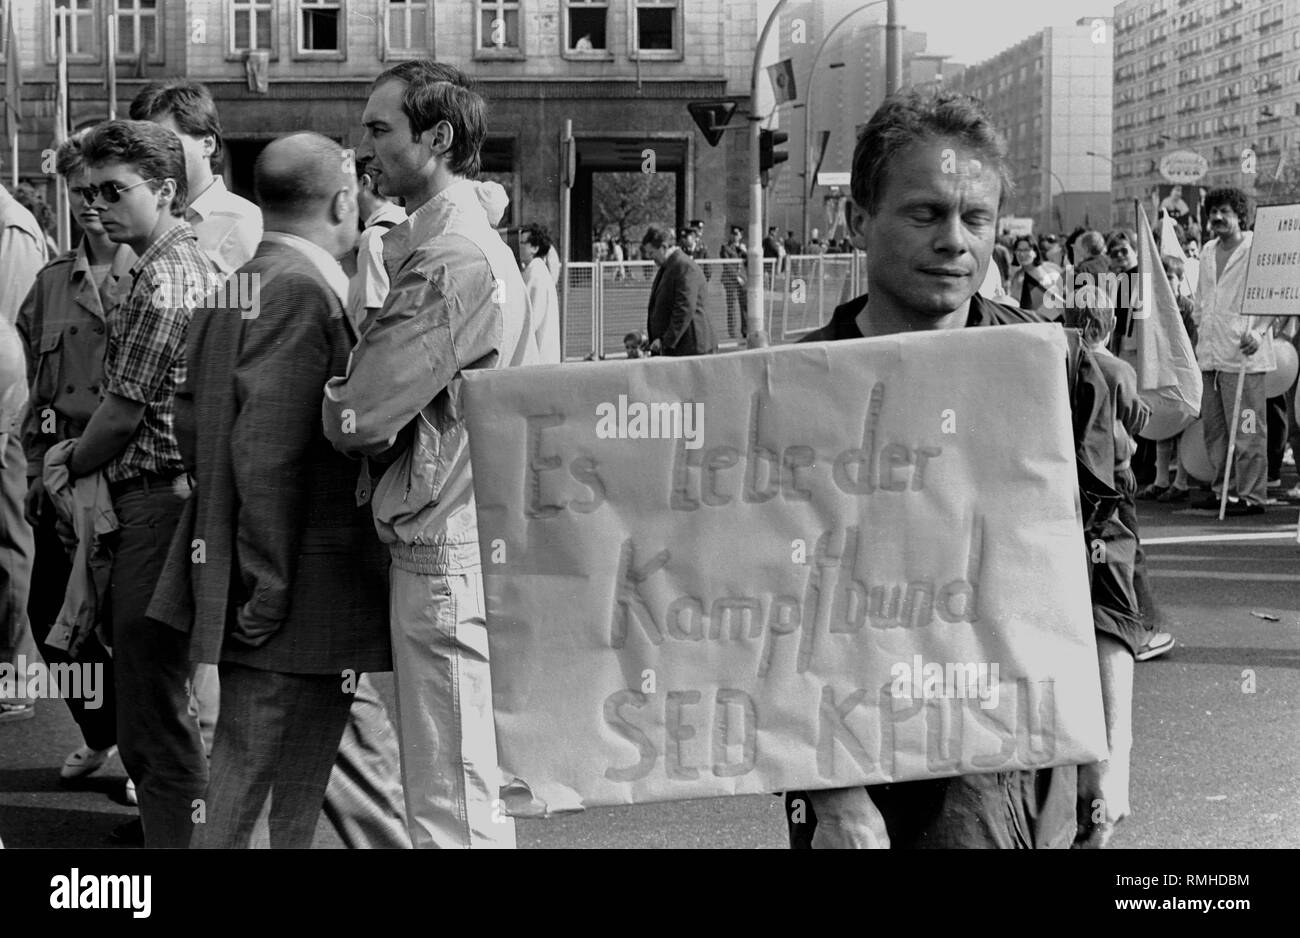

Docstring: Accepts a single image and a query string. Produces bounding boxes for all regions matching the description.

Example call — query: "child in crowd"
[624,330,650,359]
[1076,285,1175,662]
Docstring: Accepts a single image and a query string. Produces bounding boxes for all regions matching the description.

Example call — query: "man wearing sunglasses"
[63,119,215,849]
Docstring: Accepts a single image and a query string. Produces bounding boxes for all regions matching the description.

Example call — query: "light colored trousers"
[1201,369,1269,506]
[389,565,515,849]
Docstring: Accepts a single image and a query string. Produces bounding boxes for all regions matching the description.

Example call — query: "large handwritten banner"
[1243,203,1300,316]
[462,324,1108,816]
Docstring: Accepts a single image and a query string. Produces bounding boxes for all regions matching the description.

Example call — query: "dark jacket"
[647,248,717,356]
[147,241,391,675]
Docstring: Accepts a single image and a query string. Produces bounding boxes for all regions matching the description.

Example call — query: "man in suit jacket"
[643,225,717,356]
[173,133,392,848]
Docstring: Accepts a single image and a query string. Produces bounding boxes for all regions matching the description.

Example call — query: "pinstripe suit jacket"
[148,241,391,675]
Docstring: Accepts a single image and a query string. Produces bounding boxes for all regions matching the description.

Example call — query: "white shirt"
[1195,231,1275,373]
[186,176,263,277]
[261,231,350,307]
[523,256,561,363]
[347,200,407,332]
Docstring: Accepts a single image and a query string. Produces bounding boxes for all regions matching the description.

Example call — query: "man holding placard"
[784,89,1139,849]
[1192,188,1275,516]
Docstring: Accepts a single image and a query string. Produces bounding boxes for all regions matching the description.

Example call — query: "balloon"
[1179,418,1215,483]
[1264,339,1298,399]
[1138,399,1197,442]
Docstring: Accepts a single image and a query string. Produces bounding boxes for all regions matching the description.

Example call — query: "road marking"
[1143,531,1298,545]
[1147,570,1300,583]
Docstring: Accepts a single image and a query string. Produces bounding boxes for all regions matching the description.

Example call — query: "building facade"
[1,0,775,259]
[772,0,938,244]
[1112,0,1300,229]
[950,17,1113,236]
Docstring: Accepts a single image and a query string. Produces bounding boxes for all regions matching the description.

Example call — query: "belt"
[108,470,191,500]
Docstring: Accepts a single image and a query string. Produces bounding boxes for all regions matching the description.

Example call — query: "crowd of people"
[0,68,1295,850]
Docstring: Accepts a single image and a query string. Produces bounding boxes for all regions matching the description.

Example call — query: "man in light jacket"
[323,59,538,849]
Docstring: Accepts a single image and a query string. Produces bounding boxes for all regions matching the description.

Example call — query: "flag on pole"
[1126,202,1202,440]
[1275,152,1288,182]
[767,58,797,105]
[4,1,22,141]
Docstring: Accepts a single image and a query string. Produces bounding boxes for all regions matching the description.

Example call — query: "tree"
[591,171,676,245]
[1260,146,1300,206]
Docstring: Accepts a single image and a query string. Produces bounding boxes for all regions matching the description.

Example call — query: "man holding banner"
[784,89,1139,849]
[1193,188,1274,515]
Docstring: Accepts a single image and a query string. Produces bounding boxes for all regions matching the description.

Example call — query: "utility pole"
[745,0,789,349]
[886,0,902,94]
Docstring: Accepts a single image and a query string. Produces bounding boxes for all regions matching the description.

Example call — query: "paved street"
[2,477,1297,850]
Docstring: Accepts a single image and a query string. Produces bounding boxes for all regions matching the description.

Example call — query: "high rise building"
[950,17,1113,235]
[1112,0,1300,231]
[773,0,938,245]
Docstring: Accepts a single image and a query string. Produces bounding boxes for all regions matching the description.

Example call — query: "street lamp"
[1033,163,1066,232]
[801,0,892,246]
[1085,150,1114,165]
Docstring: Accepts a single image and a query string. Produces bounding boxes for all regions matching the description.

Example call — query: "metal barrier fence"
[560,252,868,360]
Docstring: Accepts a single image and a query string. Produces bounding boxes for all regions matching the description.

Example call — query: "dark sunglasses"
[75,178,158,204]
[1107,246,1134,259]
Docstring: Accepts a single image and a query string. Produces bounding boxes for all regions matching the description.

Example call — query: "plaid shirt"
[103,221,214,483]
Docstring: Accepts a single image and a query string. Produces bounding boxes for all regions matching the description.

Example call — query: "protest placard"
[462,324,1108,816]
[1243,203,1300,316]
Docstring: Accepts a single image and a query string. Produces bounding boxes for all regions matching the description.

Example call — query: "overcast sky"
[867,0,1121,69]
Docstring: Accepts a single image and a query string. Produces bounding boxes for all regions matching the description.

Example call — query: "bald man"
[156,133,392,847]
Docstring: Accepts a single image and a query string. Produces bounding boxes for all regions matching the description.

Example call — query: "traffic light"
[760,129,789,176]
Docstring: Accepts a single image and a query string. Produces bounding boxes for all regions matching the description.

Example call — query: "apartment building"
[1112,0,1300,226]
[949,17,1113,235]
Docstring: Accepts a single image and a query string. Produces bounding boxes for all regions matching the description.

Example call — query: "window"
[230,0,275,56]
[384,0,429,56]
[631,0,681,58]
[115,0,160,62]
[565,0,609,55]
[296,0,344,57]
[49,0,98,62]
[477,0,522,57]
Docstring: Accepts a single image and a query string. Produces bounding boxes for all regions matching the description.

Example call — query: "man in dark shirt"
[788,89,1138,850]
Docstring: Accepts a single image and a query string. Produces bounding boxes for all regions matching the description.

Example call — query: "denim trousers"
[110,482,208,848]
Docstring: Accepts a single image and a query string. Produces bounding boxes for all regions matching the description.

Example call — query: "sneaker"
[1137,484,1169,500]
[60,745,117,781]
[1159,487,1189,503]
[1192,494,1233,510]
[124,777,138,806]
[1136,632,1176,662]
[108,818,143,846]
[1286,485,1300,502]
[0,702,35,724]
[1268,478,1283,489]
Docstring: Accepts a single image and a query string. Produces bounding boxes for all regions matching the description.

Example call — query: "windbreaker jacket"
[323,180,539,573]
[17,243,135,476]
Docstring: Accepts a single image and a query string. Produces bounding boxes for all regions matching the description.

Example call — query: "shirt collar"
[406,178,490,245]
[262,231,349,305]
[186,176,229,223]
[130,222,200,280]
[822,291,1015,340]
[364,201,407,229]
